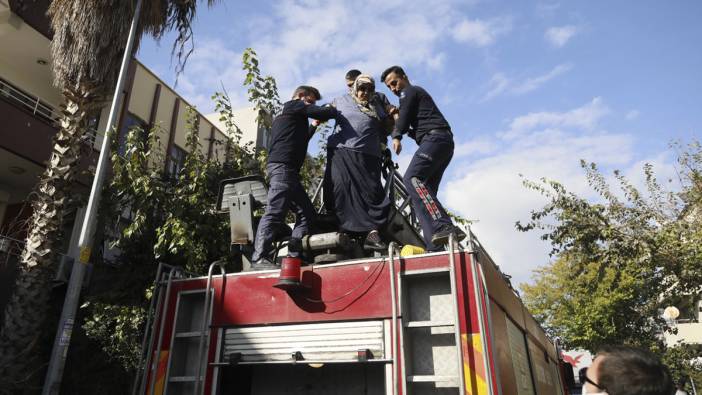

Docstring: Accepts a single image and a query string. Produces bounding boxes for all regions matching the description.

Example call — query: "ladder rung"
[402,267,450,276]
[407,375,459,383]
[174,331,205,338]
[404,320,454,328]
[168,376,201,382]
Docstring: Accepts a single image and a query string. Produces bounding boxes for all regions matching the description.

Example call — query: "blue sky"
[138,0,701,286]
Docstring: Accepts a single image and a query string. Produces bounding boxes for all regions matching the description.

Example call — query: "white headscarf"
[351,74,379,119]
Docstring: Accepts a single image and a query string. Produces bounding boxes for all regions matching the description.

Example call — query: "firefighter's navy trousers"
[403,130,455,251]
[252,162,314,262]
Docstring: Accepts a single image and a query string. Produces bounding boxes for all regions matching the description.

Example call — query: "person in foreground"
[251,85,337,270]
[326,74,392,250]
[583,345,674,395]
[381,65,466,251]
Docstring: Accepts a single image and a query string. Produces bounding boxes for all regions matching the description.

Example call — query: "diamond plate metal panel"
[407,327,457,377]
[407,274,453,323]
[411,382,460,395]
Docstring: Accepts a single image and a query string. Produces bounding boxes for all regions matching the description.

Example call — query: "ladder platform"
[404,320,454,328]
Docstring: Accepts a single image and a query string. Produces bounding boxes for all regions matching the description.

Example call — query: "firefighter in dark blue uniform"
[381,66,466,251]
[251,86,337,270]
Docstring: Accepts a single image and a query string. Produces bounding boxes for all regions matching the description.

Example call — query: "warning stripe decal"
[462,333,488,395]
[153,350,168,395]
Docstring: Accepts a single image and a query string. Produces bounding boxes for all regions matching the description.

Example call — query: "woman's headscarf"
[352,74,379,119]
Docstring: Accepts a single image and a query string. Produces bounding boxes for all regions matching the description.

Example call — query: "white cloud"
[153,0,489,113]
[452,17,513,47]
[545,25,578,47]
[511,63,572,94]
[444,132,634,285]
[499,97,609,139]
[625,110,640,120]
[482,72,510,101]
[481,63,573,101]
[442,99,641,286]
[161,39,249,110]
[441,98,679,286]
[427,52,447,70]
[454,136,499,158]
[536,2,561,18]
[252,0,464,100]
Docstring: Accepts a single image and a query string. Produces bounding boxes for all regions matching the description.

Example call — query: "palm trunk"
[0,86,103,392]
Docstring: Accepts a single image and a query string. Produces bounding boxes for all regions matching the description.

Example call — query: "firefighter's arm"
[392,138,402,155]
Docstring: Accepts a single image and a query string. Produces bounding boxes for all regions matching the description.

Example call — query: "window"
[167,145,186,179]
[118,113,147,155]
[83,110,101,147]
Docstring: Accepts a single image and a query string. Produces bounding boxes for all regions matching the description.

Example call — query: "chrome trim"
[150,267,176,395]
[388,242,399,395]
[194,261,226,395]
[449,233,466,395]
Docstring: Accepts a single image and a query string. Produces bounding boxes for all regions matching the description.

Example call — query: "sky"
[138,0,701,287]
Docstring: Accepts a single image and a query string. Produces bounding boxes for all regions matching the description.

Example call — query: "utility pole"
[42,0,144,393]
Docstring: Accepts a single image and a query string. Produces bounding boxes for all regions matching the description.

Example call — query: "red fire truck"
[131,174,569,395]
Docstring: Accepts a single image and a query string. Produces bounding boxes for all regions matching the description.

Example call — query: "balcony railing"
[0,76,99,145]
[0,76,61,124]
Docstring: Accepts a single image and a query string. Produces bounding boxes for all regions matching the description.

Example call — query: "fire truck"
[131,167,569,395]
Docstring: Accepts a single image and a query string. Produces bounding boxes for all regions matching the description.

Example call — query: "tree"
[0,0,218,389]
[52,46,336,392]
[519,141,702,382]
[240,47,326,193]
[242,48,282,132]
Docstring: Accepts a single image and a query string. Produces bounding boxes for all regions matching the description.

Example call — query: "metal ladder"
[193,262,225,395]
[131,262,225,395]
[394,234,466,395]
[132,264,193,395]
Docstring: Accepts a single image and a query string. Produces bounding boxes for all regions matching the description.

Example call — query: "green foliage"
[82,47,331,378]
[242,47,282,131]
[152,108,232,272]
[84,105,261,372]
[519,140,702,356]
[660,343,702,390]
[300,122,332,194]
[81,302,145,370]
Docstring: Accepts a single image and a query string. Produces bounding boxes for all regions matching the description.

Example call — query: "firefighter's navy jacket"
[267,99,337,170]
[391,84,451,143]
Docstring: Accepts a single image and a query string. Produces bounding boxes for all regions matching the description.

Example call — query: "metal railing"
[0,76,100,146]
[0,77,61,124]
[382,160,422,232]
[309,153,423,237]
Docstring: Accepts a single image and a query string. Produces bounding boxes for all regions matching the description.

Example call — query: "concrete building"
[0,0,239,298]
[663,300,702,347]
[206,106,268,150]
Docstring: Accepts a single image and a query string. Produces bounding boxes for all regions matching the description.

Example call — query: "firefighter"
[381,65,466,250]
[251,86,337,270]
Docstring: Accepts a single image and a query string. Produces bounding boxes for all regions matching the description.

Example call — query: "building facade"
[0,0,238,302]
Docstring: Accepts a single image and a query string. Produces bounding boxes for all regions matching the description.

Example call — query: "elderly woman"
[325,74,393,250]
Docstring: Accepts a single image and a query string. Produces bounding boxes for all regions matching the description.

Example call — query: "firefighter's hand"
[311,119,321,127]
[392,138,402,155]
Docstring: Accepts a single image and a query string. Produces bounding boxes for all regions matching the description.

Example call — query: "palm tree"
[0,0,216,390]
